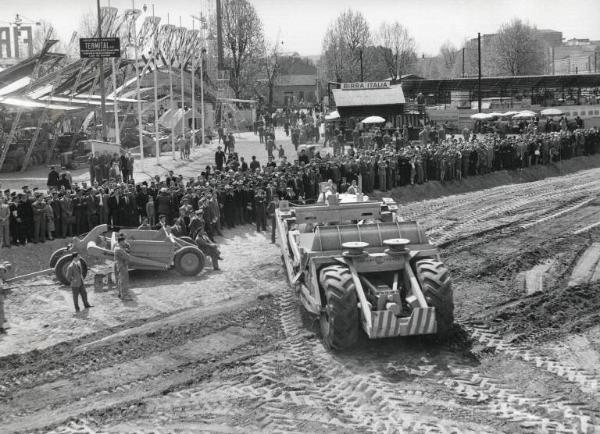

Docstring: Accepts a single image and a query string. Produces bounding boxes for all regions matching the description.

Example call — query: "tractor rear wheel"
[415,259,454,338]
[174,246,205,276]
[319,264,359,351]
[55,255,88,286]
[50,247,70,268]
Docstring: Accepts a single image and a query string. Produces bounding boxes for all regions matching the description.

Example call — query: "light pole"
[191,13,207,147]
[127,2,144,169]
[96,0,107,141]
[149,4,160,164]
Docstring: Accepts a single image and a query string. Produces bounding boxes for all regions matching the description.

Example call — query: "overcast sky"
[3,0,600,56]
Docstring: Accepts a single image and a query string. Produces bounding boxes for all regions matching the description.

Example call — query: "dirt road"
[4,162,600,432]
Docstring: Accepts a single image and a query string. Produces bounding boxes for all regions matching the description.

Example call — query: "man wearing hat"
[189,210,222,271]
[267,194,280,244]
[114,233,131,300]
[0,196,10,248]
[47,166,60,189]
[65,252,92,312]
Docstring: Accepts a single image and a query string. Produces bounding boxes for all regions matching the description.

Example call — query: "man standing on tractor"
[114,233,131,300]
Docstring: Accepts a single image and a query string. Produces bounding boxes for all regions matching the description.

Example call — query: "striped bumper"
[365,307,437,338]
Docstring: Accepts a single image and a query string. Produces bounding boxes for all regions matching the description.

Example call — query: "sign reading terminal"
[79,37,120,58]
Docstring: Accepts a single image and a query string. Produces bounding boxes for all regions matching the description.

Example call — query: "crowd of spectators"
[0,124,599,249]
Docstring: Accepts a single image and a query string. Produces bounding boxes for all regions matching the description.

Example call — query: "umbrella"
[470,112,492,120]
[501,111,520,117]
[540,108,564,116]
[488,112,504,118]
[361,115,386,124]
[513,111,537,119]
[324,110,340,120]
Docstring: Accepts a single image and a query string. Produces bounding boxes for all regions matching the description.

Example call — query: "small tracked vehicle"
[276,194,453,350]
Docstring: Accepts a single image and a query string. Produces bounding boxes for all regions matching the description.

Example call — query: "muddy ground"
[3,134,600,432]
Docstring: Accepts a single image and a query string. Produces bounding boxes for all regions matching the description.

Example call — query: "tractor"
[276,194,453,350]
[49,224,205,285]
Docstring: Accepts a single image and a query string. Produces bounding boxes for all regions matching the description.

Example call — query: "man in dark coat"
[215,146,226,171]
[46,166,60,189]
[254,189,268,232]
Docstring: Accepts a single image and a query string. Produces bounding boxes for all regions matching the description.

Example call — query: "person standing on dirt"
[65,253,92,312]
[267,194,279,244]
[114,233,131,300]
[0,196,10,248]
[0,261,11,333]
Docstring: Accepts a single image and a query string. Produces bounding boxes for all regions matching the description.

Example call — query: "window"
[589,110,594,115]
[595,110,599,115]
[573,111,578,115]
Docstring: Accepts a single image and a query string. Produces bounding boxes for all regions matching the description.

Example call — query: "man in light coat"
[114,233,131,300]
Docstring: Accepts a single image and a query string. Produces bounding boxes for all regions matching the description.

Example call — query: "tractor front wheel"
[415,259,454,338]
[50,247,70,268]
[319,264,359,351]
[174,246,205,276]
[55,255,88,286]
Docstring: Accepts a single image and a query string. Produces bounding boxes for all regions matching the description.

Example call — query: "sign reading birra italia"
[341,81,391,91]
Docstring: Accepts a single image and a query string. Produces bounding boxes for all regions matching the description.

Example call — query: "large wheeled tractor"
[49,224,205,285]
[275,195,453,350]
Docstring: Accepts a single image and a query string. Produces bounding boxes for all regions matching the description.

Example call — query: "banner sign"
[79,37,121,58]
[341,81,391,91]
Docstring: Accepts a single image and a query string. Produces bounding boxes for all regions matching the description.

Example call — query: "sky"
[2,0,600,56]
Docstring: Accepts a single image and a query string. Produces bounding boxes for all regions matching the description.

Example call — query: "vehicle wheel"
[319,264,359,351]
[49,247,70,268]
[174,246,205,276]
[415,259,454,338]
[55,255,88,286]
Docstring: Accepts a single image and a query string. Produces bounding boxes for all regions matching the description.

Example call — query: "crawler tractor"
[276,195,453,350]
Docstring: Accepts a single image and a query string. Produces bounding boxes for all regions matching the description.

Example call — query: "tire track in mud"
[465,323,600,429]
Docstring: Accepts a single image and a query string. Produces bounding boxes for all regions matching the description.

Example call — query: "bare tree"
[321,9,371,82]
[221,0,265,98]
[264,38,283,110]
[439,41,459,76]
[32,20,56,54]
[491,19,545,76]
[375,21,416,79]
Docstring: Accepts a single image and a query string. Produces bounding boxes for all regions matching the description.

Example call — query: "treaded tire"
[50,247,70,268]
[55,255,88,286]
[174,246,205,276]
[415,259,454,338]
[319,264,359,351]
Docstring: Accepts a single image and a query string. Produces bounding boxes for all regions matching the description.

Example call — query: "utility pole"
[152,4,160,163]
[477,32,482,113]
[132,1,144,169]
[180,17,185,146]
[191,17,196,147]
[462,47,465,78]
[360,48,364,82]
[97,0,107,140]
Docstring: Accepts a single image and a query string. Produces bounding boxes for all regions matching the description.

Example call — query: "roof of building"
[276,74,317,86]
[401,74,600,97]
[332,84,406,107]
